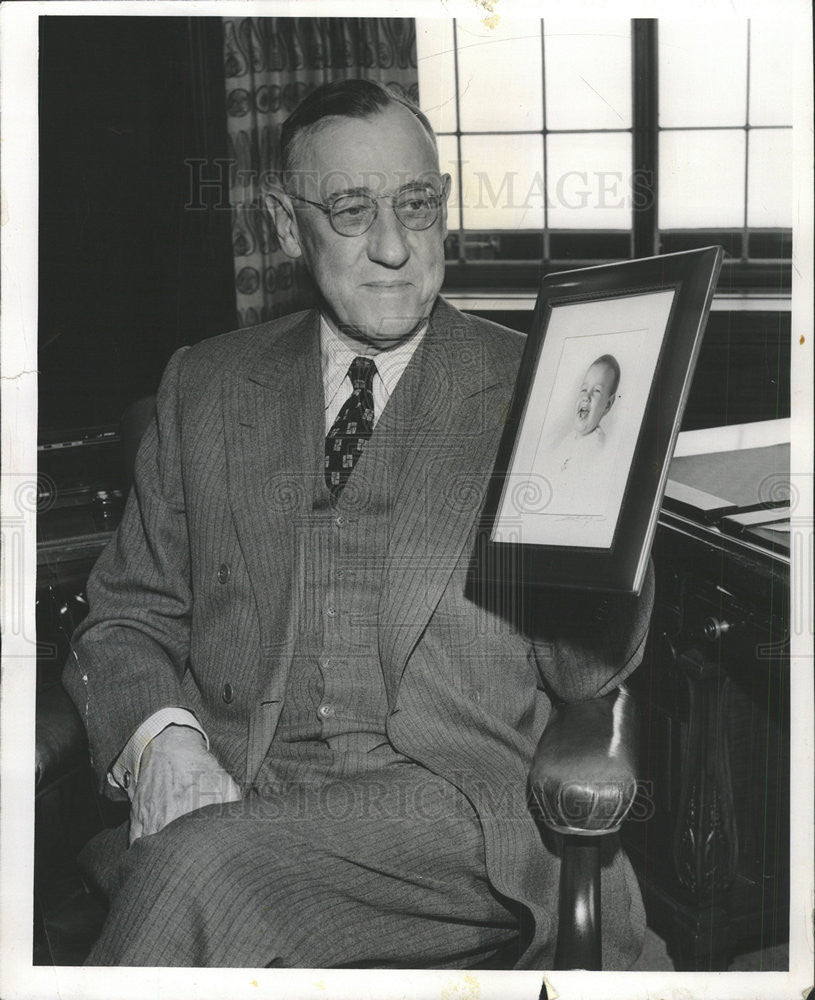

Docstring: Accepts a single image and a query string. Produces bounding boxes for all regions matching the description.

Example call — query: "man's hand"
[129,726,242,845]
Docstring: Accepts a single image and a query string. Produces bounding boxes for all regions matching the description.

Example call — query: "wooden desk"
[623,431,790,970]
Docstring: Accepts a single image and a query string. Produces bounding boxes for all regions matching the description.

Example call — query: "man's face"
[282,105,449,348]
[573,362,616,436]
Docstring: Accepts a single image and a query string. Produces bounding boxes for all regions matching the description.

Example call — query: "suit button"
[318,703,335,718]
[122,770,131,789]
[217,563,230,585]
[469,690,481,705]
[222,683,234,704]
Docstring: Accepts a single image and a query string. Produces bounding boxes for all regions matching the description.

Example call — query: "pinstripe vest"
[275,340,423,752]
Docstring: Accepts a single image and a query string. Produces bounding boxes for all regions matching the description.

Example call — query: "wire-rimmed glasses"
[288,185,444,237]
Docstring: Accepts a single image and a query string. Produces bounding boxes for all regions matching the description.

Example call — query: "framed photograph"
[482,246,723,594]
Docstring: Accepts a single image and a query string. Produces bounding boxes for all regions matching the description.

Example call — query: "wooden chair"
[36,682,638,974]
[530,686,639,974]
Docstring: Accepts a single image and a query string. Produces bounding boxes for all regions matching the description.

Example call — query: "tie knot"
[348,356,377,391]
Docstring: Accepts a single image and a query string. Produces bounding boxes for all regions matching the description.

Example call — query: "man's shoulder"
[432,296,526,372]
[171,309,318,389]
[187,309,316,364]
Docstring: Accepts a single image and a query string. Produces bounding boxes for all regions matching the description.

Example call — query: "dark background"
[38,17,235,434]
[38,16,791,436]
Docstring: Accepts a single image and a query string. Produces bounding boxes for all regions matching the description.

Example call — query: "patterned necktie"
[325,356,377,498]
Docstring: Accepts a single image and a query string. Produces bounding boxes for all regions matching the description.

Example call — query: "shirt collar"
[319,315,427,410]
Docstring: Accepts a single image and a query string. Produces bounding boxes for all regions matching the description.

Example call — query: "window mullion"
[631,19,658,259]
[541,18,549,263]
[451,19,465,263]
[742,20,751,260]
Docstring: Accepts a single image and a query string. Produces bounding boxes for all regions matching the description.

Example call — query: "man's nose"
[366,202,410,268]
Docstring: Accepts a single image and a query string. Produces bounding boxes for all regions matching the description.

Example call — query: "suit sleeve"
[530,559,655,702]
[62,346,198,792]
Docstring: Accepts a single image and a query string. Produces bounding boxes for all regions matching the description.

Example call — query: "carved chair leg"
[554,834,602,970]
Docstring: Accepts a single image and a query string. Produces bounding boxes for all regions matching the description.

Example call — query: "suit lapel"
[221,311,323,700]
[221,301,518,736]
[378,299,513,708]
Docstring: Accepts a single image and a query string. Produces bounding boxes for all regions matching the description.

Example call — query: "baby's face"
[574,362,616,435]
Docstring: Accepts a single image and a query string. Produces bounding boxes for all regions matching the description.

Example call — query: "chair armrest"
[35,683,89,792]
[530,685,638,836]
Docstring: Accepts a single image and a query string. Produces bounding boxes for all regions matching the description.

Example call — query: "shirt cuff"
[108,708,209,797]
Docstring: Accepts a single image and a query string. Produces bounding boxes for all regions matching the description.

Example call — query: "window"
[415,18,793,291]
[658,20,793,273]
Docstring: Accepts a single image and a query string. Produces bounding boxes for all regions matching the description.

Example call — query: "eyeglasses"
[288,186,444,237]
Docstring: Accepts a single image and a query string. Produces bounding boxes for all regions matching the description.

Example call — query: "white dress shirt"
[320,314,426,431]
[109,315,427,796]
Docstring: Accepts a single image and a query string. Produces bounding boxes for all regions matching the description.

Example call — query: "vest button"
[217,563,230,584]
[318,703,335,718]
[222,682,234,704]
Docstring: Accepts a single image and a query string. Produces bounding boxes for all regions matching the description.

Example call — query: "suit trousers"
[84,742,523,967]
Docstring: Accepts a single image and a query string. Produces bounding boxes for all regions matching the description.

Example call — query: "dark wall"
[681,311,790,430]
[39,16,236,434]
[465,307,791,431]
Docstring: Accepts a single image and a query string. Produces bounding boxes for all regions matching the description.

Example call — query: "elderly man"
[65,79,652,969]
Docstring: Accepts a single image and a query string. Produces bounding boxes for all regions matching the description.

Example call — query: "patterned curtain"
[223,18,419,327]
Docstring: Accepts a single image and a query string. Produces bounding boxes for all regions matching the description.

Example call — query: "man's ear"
[264,186,303,260]
[439,173,452,240]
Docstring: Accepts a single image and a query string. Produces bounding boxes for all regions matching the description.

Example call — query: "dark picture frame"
[481,246,724,594]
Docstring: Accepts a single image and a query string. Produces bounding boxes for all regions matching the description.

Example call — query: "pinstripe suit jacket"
[65,296,653,969]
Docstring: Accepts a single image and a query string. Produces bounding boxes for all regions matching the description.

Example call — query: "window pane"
[546,132,632,229]
[459,134,544,230]
[456,19,543,132]
[436,134,461,231]
[749,19,794,126]
[544,19,632,130]
[659,129,745,229]
[416,19,457,135]
[659,21,748,127]
[748,128,793,227]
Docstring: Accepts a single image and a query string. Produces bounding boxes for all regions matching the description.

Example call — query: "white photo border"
[2,2,812,999]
